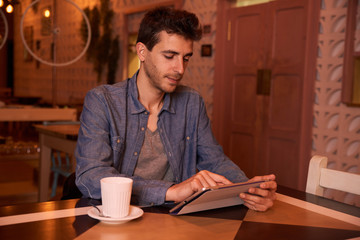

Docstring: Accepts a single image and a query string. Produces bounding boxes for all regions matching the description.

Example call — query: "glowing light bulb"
[44,9,51,18]
[0,0,4,8]
[6,4,13,13]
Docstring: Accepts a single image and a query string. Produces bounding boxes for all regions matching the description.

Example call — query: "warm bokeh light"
[43,9,51,18]
[5,4,13,13]
[0,0,4,8]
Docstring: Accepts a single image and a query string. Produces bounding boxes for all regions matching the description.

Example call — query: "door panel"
[272,7,305,66]
[233,13,264,67]
[270,75,301,130]
[268,138,298,188]
[229,133,255,178]
[232,75,257,126]
[230,75,258,175]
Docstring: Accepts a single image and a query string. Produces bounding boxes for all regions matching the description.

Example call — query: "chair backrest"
[306,155,360,196]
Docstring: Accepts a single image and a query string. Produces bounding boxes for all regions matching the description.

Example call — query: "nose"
[174,57,185,75]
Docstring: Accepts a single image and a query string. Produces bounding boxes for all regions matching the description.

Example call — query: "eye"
[183,57,190,62]
[164,54,174,60]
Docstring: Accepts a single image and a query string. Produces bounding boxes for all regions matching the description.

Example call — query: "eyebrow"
[161,50,193,58]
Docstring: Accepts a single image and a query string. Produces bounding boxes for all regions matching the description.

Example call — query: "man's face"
[142,31,193,93]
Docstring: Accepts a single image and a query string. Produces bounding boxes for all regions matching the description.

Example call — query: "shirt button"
[134,152,138,156]
[116,139,120,143]
[141,127,145,131]
[144,112,148,115]
[186,136,190,140]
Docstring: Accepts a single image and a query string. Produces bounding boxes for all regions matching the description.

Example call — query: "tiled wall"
[313,0,360,206]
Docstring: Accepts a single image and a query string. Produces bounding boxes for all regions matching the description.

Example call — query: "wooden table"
[0,187,359,239]
[34,124,80,202]
[0,106,77,122]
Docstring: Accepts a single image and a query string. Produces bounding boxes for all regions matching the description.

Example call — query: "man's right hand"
[165,170,232,203]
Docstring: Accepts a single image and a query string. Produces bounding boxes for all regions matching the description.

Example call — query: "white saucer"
[87,205,144,224]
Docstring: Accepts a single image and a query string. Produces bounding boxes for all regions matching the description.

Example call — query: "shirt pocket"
[111,136,125,152]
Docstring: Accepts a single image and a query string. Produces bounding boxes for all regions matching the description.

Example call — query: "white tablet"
[169,180,265,215]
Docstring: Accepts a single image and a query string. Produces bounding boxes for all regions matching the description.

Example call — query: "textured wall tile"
[313,0,360,206]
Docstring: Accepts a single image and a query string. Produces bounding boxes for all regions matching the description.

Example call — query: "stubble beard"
[144,62,183,94]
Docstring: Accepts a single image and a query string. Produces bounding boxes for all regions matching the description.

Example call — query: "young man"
[75,7,276,211]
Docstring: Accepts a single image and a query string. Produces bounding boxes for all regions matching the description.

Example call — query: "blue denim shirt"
[75,73,248,206]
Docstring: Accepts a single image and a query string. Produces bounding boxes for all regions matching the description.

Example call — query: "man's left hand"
[239,174,277,212]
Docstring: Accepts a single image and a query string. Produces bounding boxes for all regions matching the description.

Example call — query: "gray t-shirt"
[134,128,174,182]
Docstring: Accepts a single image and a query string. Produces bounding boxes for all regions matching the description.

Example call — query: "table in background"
[0,187,359,239]
[0,106,77,122]
[34,124,80,202]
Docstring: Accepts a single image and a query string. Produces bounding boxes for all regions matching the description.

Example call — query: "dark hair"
[136,7,202,51]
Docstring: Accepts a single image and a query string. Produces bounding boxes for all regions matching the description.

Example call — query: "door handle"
[256,69,272,95]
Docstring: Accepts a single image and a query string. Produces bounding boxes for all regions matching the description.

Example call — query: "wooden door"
[214,0,317,190]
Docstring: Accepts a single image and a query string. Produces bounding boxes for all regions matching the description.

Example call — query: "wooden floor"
[0,158,63,206]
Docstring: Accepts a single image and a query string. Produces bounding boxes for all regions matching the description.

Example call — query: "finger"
[259,180,277,191]
[261,174,276,181]
[248,186,277,200]
[240,192,267,205]
[243,196,271,212]
[248,187,269,197]
[189,177,208,191]
[243,202,256,210]
[183,172,215,191]
[242,198,256,207]
[243,199,269,212]
[248,174,276,183]
[240,192,274,210]
[197,170,232,186]
[193,174,212,188]
[202,170,233,185]
[244,202,268,212]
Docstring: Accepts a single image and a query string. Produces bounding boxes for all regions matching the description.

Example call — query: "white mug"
[100,177,133,218]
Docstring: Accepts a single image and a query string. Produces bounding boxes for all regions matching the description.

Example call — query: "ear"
[136,42,146,62]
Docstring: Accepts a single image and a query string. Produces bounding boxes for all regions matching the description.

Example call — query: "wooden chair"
[306,155,360,196]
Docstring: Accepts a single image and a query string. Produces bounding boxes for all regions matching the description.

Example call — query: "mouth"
[166,75,182,85]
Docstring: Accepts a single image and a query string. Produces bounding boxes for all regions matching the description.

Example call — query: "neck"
[137,71,165,112]
[140,93,164,113]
